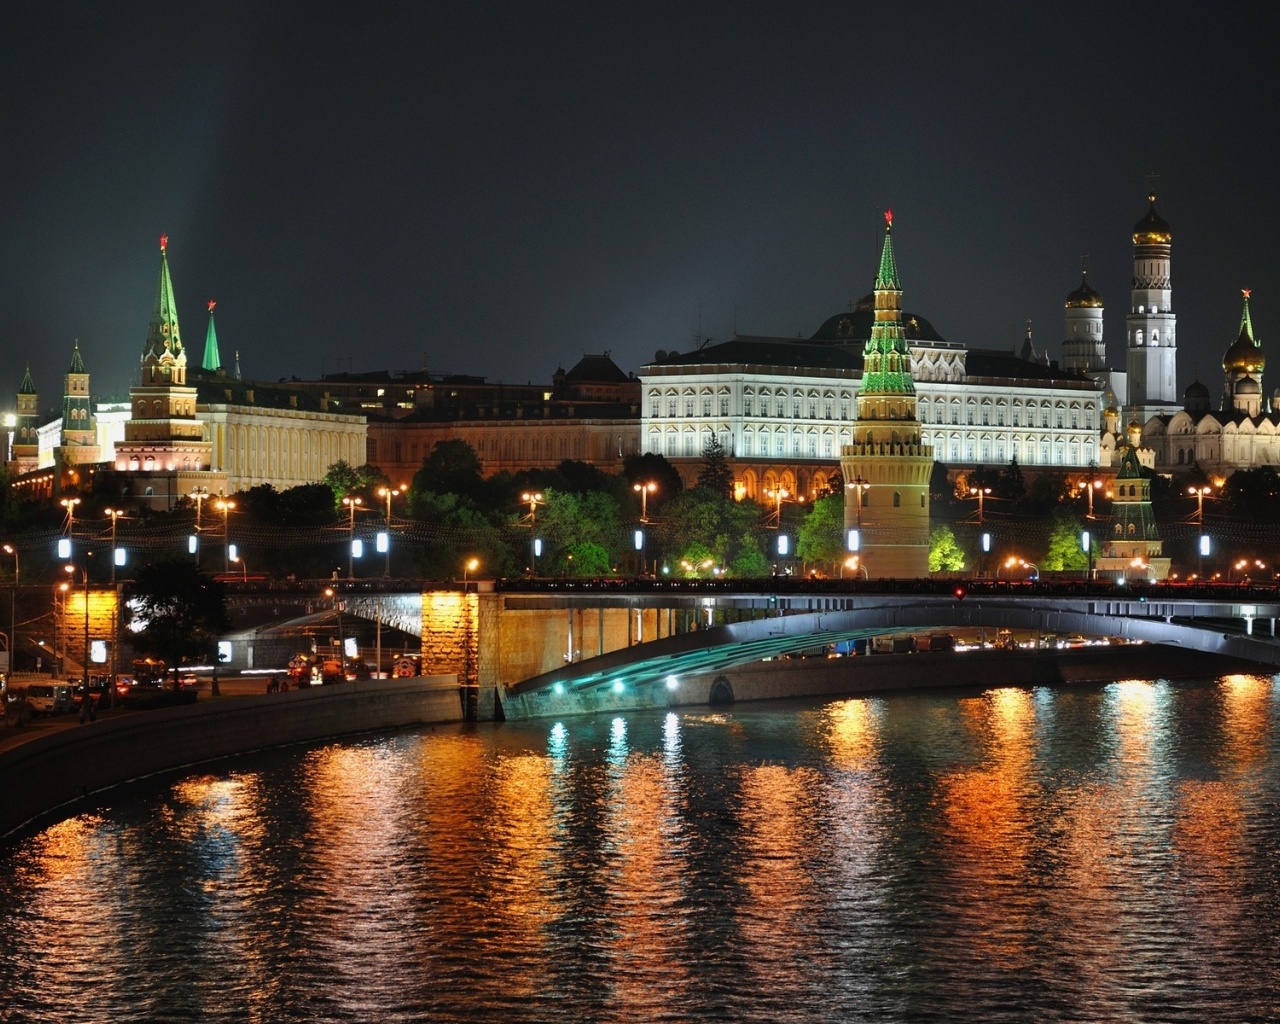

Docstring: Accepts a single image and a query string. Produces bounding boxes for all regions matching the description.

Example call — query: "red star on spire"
[160,234,168,252]
[1243,288,1252,299]
[885,209,893,228]
[208,299,217,312]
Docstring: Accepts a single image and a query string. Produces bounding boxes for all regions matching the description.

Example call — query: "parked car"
[25,683,73,716]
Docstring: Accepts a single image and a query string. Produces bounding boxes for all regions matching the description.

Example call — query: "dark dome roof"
[811,296,946,343]
[1183,378,1210,400]
[1065,273,1103,308]
[1235,375,1261,395]
[1133,195,1172,244]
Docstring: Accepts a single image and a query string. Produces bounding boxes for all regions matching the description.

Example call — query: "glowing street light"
[214,497,237,575]
[1077,477,1103,519]
[633,481,657,523]
[59,496,81,535]
[969,485,991,524]
[341,495,363,578]
[998,556,1037,580]
[521,492,545,576]
[376,485,405,577]
[842,555,868,579]
[3,543,17,677]
[463,557,480,586]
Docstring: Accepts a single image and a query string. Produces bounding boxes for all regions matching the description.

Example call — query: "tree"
[796,493,845,567]
[413,440,485,500]
[1043,514,1088,571]
[324,460,386,505]
[697,435,733,498]
[728,535,771,577]
[623,452,683,510]
[929,525,966,573]
[126,560,231,685]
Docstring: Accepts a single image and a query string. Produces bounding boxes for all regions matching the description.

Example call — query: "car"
[25,683,74,716]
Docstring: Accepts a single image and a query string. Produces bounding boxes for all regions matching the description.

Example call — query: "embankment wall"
[0,676,461,839]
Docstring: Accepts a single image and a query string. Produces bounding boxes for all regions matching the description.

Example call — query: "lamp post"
[521,492,544,576]
[463,557,479,591]
[376,485,404,577]
[1078,477,1102,519]
[190,487,209,566]
[633,481,657,523]
[103,507,125,585]
[214,497,236,575]
[340,496,362,578]
[2,544,16,677]
[842,556,868,579]
[847,476,869,530]
[64,559,93,717]
[231,554,249,580]
[765,487,798,528]
[998,556,1037,580]
[969,485,991,524]
[324,586,344,678]
[1189,484,1213,578]
[60,496,80,535]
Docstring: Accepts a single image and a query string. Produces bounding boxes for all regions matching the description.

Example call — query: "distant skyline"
[3,2,1277,413]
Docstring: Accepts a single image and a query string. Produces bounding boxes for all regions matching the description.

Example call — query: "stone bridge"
[220,578,1280,717]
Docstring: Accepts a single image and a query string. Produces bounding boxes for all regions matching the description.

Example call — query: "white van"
[25,683,73,716]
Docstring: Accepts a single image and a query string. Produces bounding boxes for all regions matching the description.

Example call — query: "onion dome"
[1133,193,1172,245]
[1235,375,1261,396]
[1222,290,1265,374]
[1183,378,1210,402]
[1183,378,1211,413]
[1065,272,1103,308]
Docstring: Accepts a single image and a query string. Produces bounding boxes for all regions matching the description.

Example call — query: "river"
[2,673,1279,1022]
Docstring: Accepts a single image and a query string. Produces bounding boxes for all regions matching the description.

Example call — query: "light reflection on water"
[3,676,1280,1022]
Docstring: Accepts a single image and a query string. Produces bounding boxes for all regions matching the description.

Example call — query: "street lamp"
[847,476,869,531]
[103,507,126,585]
[64,559,93,716]
[376,485,405,577]
[842,556,868,579]
[1077,477,1103,518]
[214,497,236,574]
[231,554,250,580]
[463,557,479,587]
[521,492,544,576]
[1230,558,1266,583]
[633,481,657,523]
[190,487,209,565]
[60,496,81,535]
[340,495,363,578]
[969,485,991,524]
[2,544,16,677]
[1188,484,1214,577]
[998,556,1037,580]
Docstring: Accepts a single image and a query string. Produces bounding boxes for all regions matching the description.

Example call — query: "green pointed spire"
[1240,288,1256,344]
[142,234,182,362]
[859,210,915,397]
[875,209,900,291]
[18,362,35,394]
[202,299,222,372]
[69,339,85,373]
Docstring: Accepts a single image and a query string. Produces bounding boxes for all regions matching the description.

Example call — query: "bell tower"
[1126,184,1178,423]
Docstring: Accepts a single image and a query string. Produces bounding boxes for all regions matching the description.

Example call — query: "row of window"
[648,391,1096,428]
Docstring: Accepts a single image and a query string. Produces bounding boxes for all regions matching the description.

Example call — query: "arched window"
[893,492,901,507]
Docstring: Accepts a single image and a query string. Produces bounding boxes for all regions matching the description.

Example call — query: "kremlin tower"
[840,211,933,577]
[113,236,224,507]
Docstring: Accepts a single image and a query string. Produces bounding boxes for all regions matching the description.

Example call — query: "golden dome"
[1223,289,1264,374]
[1133,194,1172,246]
[1065,273,1103,308]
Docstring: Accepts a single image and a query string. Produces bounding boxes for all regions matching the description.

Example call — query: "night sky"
[2,3,1275,411]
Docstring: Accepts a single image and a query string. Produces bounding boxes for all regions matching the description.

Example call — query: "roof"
[562,353,630,383]
[810,298,946,344]
[645,337,862,372]
[190,371,353,414]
